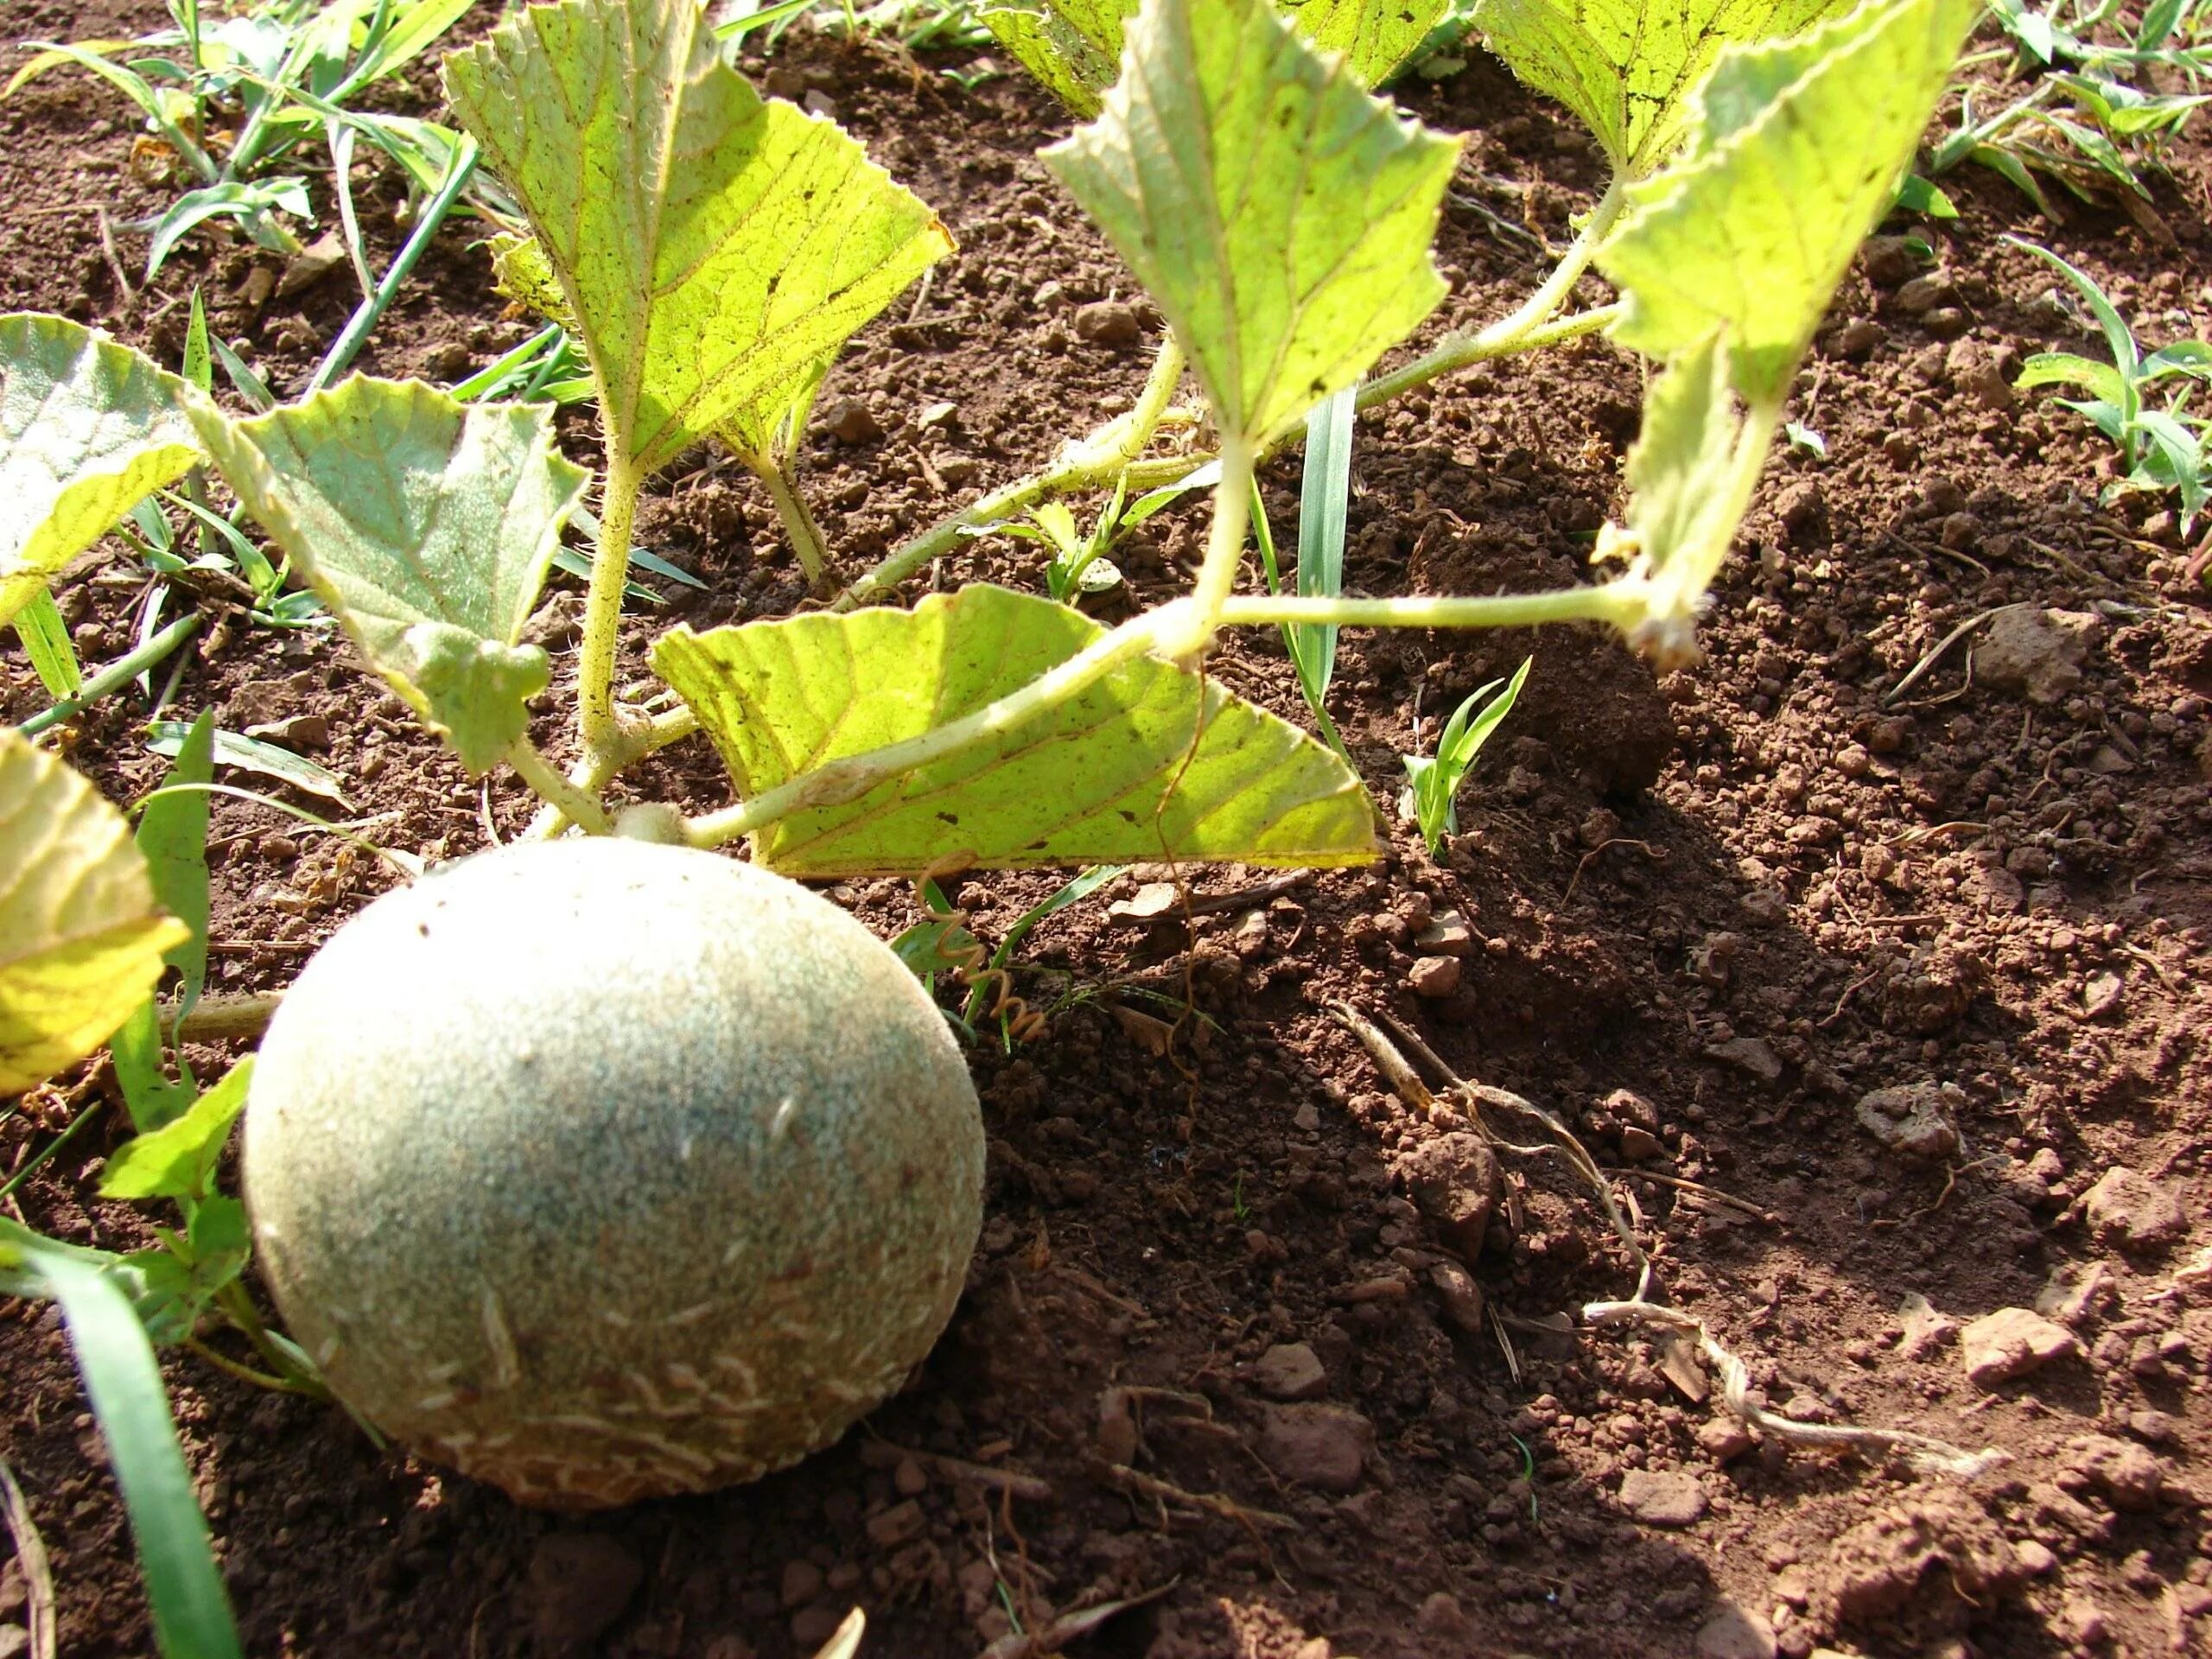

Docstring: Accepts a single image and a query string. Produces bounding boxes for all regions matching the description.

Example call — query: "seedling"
[1401,657,1532,855]
[7,0,480,276]
[1,0,1986,1642]
[2009,236,2211,531]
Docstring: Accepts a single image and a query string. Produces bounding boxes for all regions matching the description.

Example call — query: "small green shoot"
[1401,657,1532,855]
[2010,236,2210,531]
[1252,385,1355,763]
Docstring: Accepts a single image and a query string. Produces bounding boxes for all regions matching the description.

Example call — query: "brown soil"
[6,8,2212,1659]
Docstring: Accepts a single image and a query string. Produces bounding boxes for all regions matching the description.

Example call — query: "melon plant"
[243,836,985,1509]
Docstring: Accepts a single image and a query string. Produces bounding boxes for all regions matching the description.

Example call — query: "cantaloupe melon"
[243,838,983,1510]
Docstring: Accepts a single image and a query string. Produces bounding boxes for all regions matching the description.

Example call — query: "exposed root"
[0,1458,55,1659]
[1088,1458,1296,1535]
[1332,1001,2001,1484]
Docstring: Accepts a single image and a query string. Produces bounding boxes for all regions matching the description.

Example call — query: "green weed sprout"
[1402,657,1531,855]
[2010,235,2211,532]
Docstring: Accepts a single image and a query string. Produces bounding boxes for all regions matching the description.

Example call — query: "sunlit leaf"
[0,731,189,1096]
[1471,0,1856,176]
[985,0,1452,111]
[653,584,1379,874]
[1596,0,1980,403]
[444,0,952,479]
[1618,331,1745,656]
[101,1059,253,1201]
[1045,0,1459,447]
[189,378,587,775]
[0,315,202,630]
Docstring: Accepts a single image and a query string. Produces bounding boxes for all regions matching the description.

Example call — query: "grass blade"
[13,587,82,698]
[1294,385,1357,706]
[2,1224,243,1659]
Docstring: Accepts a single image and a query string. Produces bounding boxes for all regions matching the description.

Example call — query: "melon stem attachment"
[506,737,612,836]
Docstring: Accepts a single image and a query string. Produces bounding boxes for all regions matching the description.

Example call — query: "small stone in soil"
[780,1560,824,1610]
[865,1499,925,1548]
[1073,300,1142,347]
[2079,1165,2185,1252]
[1975,607,2100,705]
[819,396,883,444]
[527,1533,643,1659]
[1896,1292,1956,1359]
[1252,1342,1328,1402]
[1414,910,1473,955]
[1854,1081,1961,1160]
[1427,1256,1485,1334]
[1257,1403,1371,1493]
[1959,1306,2079,1388]
[1618,1469,1707,1528]
[1694,1604,1776,1659]
[791,1605,852,1650]
[1696,1417,1756,1462]
[1408,955,1460,998]
[1395,1130,1499,1256]
[2061,1433,2164,1512]
[1705,1036,1783,1084]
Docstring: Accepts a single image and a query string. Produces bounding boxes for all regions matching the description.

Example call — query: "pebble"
[2014,1539,2058,1576]
[1618,1125,1664,1162]
[1257,1404,1371,1493]
[780,1560,824,1609]
[1252,1342,1328,1402]
[1427,1256,1485,1334]
[1976,607,2100,705]
[817,396,882,445]
[526,1533,643,1658]
[1705,1036,1783,1084]
[2062,1433,2164,1512]
[1414,910,1473,956]
[1896,1292,1956,1359]
[1395,1130,1499,1255]
[865,1500,925,1548]
[1618,1468,1708,1528]
[1960,1306,2080,1388]
[791,1605,851,1649]
[1408,955,1460,998]
[1694,1604,1777,1659]
[1697,1417,1756,1462]
[1853,1082,1961,1160]
[2080,1165,2185,1252]
[1073,300,1142,348]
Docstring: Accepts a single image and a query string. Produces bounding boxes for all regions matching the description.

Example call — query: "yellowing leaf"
[982,0,1131,116]
[0,731,189,1096]
[653,585,1378,875]
[1596,0,1979,402]
[1618,333,1745,660]
[1,315,202,629]
[190,379,588,776]
[986,0,1451,112]
[1278,0,1458,85]
[1045,0,1459,448]
[444,0,952,480]
[1472,0,1856,176]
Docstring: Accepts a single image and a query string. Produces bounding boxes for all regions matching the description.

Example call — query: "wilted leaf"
[101,1059,253,1201]
[987,0,1451,111]
[1596,0,1980,402]
[1618,333,1745,657]
[0,315,202,628]
[1045,0,1459,447]
[653,584,1378,875]
[1472,0,1855,177]
[444,0,952,478]
[189,378,586,776]
[0,731,189,1096]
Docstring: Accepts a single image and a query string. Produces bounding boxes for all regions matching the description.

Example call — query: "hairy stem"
[507,737,612,836]
[577,457,641,764]
[756,454,835,586]
[1216,582,1652,635]
[518,704,700,842]
[680,607,1184,850]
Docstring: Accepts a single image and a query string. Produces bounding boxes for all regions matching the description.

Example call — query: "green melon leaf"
[1595,0,1979,404]
[0,314,203,629]
[653,584,1379,875]
[986,0,1452,112]
[101,1059,254,1202]
[1045,0,1459,448]
[0,731,191,1097]
[1471,0,1856,178]
[981,0,1132,116]
[189,378,588,776]
[443,0,953,480]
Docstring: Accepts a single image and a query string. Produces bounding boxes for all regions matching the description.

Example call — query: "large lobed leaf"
[1045,0,1460,448]
[0,315,202,629]
[190,378,588,776]
[984,0,1452,112]
[1596,0,1980,404]
[443,0,951,478]
[0,731,190,1096]
[1472,0,1856,178]
[653,584,1379,875]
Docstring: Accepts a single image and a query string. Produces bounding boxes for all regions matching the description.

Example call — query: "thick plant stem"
[577,459,641,765]
[516,706,700,842]
[1359,303,1622,411]
[507,737,612,836]
[756,455,835,585]
[681,607,1184,850]
[835,336,1187,612]
[1160,430,1255,661]
[1216,582,1653,636]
